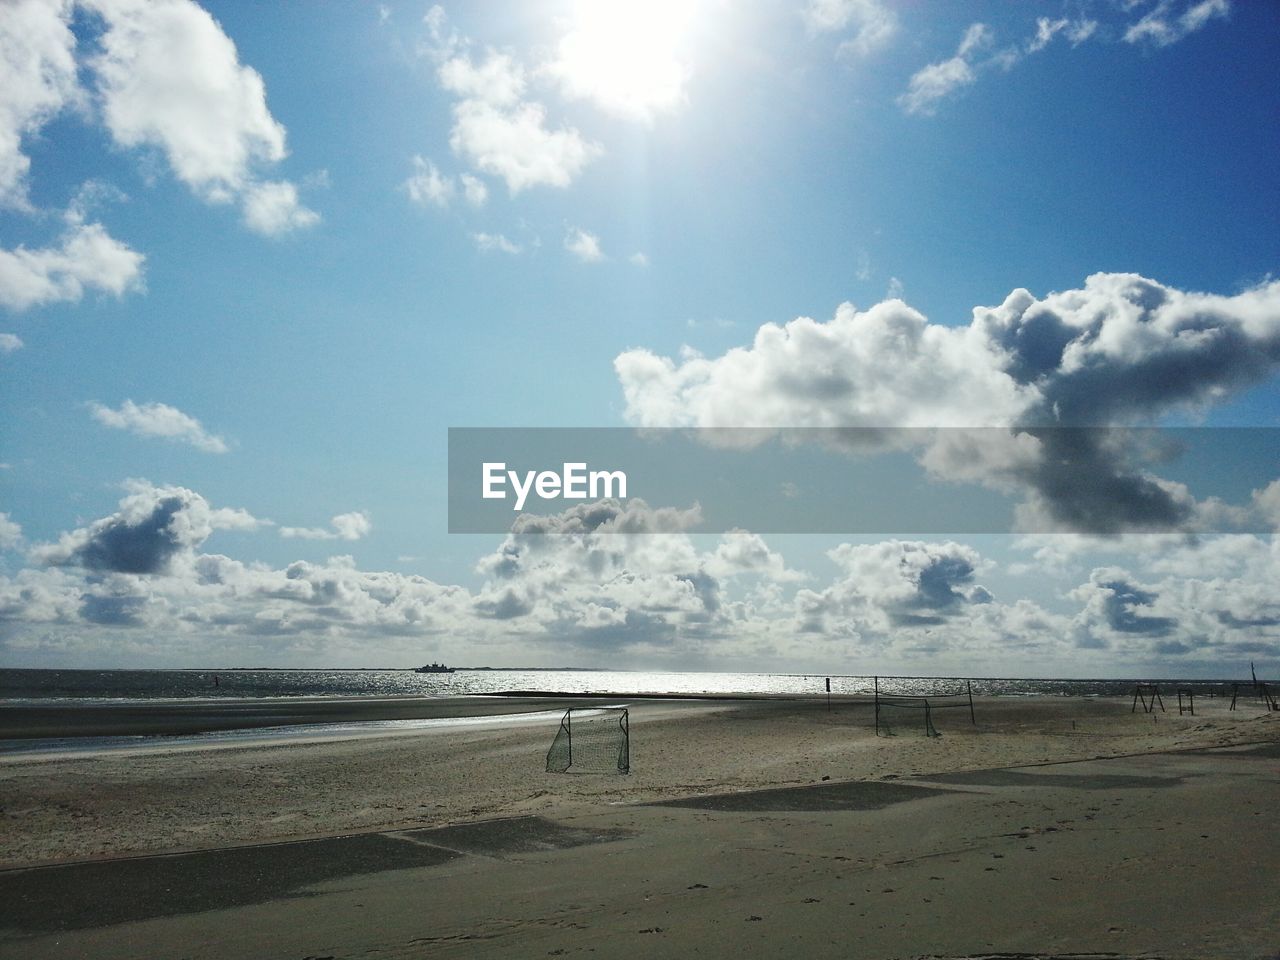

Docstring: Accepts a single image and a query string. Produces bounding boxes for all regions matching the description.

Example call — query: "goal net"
[874,696,940,737]
[546,707,630,774]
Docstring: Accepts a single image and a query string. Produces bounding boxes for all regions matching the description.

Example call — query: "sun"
[548,0,700,121]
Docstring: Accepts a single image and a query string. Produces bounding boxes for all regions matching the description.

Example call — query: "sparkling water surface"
[0,667,1247,702]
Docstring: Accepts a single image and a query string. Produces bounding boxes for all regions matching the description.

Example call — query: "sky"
[1,0,1278,677]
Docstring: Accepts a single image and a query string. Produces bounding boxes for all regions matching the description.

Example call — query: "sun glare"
[550,0,700,121]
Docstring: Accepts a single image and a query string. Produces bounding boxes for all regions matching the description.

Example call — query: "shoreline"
[0,693,663,741]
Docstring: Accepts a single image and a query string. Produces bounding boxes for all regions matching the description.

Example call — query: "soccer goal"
[546,707,630,774]
[874,695,940,737]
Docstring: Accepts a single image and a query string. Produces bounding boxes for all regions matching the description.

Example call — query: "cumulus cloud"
[564,227,603,262]
[0,217,145,312]
[615,273,1280,533]
[280,511,372,541]
[797,540,991,634]
[615,295,1026,430]
[89,399,228,453]
[1072,568,1177,639]
[5,488,1278,668]
[0,513,22,551]
[803,0,898,57]
[0,333,23,353]
[473,500,736,645]
[0,0,81,209]
[241,180,319,236]
[425,11,602,194]
[31,480,265,575]
[1125,0,1231,47]
[84,0,317,233]
[448,95,602,195]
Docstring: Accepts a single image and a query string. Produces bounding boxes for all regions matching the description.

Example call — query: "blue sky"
[1,0,1278,675]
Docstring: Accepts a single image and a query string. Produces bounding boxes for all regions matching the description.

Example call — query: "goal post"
[874,694,940,737]
[546,707,630,774]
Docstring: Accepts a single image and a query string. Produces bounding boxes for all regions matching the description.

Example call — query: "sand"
[2,694,1278,958]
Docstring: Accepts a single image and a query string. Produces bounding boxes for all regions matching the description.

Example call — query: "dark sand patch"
[646,778,957,812]
[917,769,1182,790]
[0,815,630,934]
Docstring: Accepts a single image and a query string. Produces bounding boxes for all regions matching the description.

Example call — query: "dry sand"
[0,694,1269,867]
[1,694,1278,958]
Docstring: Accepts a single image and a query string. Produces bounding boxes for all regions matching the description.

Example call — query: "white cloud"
[280,510,372,541]
[0,333,23,353]
[1027,17,1099,53]
[1067,20,1100,45]
[565,227,604,262]
[803,0,897,56]
[460,172,488,206]
[471,232,521,254]
[0,0,81,210]
[615,273,1280,534]
[799,540,991,634]
[438,49,526,106]
[900,57,976,117]
[629,252,649,268]
[404,155,454,208]
[0,513,22,551]
[241,179,319,236]
[89,400,229,453]
[1028,17,1069,53]
[615,298,1026,430]
[84,0,317,230]
[903,16,1101,117]
[331,511,372,540]
[898,24,992,116]
[618,274,1280,431]
[5,487,1278,669]
[449,96,602,195]
[426,14,602,194]
[0,218,145,312]
[957,22,994,58]
[1125,0,1231,47]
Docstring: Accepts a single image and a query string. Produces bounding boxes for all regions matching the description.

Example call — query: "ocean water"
[0,667,1250,702]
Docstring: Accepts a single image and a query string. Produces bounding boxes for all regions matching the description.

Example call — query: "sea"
[0,667,1254,702]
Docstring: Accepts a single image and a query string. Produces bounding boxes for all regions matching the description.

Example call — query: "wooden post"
[967,679,976,725]
[825,676,831,713]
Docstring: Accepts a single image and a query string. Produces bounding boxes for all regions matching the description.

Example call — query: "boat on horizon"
[413,663,455,674]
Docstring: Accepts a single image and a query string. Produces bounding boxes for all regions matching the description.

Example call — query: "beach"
[2,694,1278,958]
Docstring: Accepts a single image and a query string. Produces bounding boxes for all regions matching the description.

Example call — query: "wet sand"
[0,693,645,740]
[1,695,1277,958]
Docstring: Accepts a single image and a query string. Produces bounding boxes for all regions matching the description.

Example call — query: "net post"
[967,679,975,725]
[874,676,880,735]
[619,708,630,774]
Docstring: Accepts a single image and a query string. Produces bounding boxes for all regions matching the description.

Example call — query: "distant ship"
[413,663,455,674]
